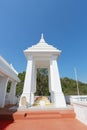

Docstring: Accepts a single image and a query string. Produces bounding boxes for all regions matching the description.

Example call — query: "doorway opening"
[35,68,50,96]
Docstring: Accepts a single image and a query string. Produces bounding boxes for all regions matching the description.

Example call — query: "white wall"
[73,102,87,125]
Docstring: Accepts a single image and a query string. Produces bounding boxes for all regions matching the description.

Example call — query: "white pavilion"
[19,34,66,108]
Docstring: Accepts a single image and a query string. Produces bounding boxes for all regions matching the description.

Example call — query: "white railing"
[65,95,87,104]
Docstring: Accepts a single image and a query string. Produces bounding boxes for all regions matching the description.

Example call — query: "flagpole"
[74,67,80,96]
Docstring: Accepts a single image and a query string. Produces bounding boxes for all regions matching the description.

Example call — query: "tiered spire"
[25,34,61,53]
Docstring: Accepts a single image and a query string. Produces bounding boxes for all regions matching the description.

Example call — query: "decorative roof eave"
[24,50,61,55]
[0,56,20,82]
[24,49,61,61]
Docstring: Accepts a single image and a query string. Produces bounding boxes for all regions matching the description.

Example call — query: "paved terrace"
[0,104,87,130]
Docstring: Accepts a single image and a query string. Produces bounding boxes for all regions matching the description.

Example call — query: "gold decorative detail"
[33,96,51,106]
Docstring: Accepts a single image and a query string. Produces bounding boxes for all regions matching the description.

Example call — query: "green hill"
[61,77,87,95]
[16,71,87,96]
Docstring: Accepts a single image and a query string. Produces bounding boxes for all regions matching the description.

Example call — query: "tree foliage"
[16,71,26,96]
[35,68,50,96]
[61,77,87,95]
[15,71,87,96]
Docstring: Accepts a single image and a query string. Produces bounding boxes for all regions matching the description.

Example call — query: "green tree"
[16,71,26,96]
[61,77,87,95]
[35,68,50,96]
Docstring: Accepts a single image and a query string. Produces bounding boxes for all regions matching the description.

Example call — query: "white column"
[48,67,51,93]
[19,56,34,107]
[9,81,17,104]
[30,60,36,105]
[50,56,66,107]
[0,76,8,108]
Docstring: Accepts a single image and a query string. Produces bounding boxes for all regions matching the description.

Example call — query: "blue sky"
[0,0,87,83]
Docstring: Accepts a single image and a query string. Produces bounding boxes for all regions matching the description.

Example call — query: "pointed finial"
[39,33,45,43]
[41,33,44,39]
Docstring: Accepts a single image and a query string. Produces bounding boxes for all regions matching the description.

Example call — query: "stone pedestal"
[51,92,66,107]
[30,92,35,105]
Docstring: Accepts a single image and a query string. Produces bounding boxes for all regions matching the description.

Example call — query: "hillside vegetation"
[16,70,87,96]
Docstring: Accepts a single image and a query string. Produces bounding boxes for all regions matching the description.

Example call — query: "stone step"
[13,110,75,120]
[0,109,75,121]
